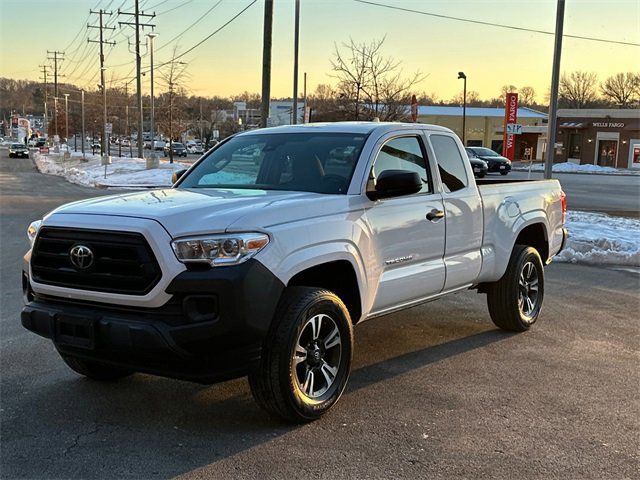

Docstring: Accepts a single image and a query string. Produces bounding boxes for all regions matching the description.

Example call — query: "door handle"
[426,209,445,221]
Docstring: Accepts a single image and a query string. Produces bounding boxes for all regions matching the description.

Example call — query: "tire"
[249,287,353,423]
[500,171,509,175]
[486,245,544,332]
[61,354,134,381]
[478,172,486,178]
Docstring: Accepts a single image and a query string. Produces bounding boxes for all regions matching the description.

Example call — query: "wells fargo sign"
[502,93,518,160]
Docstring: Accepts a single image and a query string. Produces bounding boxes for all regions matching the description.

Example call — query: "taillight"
[560,190,567,224]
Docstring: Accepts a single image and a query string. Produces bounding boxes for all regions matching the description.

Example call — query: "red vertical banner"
[502,92,518,160]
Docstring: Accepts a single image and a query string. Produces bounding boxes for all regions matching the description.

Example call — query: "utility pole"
[199,100,203,141]
[119,1,156,159]
[545,0,565,179]
[39,64,50,137]
[303,72,307,123]
[125,82,133,157]
[63,93,69,142]
[292,0,300,124]
[47,50,65,137]
[260,0,273,128]
[81,89,86,158]
[147,32,157,154]
[89,8,116,156]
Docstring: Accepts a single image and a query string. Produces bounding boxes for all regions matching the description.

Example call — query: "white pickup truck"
[22,122,567,422]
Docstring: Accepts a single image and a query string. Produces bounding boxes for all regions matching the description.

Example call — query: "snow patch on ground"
[34,151,187,187]
[558,211,640,266]
[516,161,640,175]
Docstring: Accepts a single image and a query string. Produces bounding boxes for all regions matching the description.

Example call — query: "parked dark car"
[9,143,30,158]
[466,147,511,175]
[164,142,187,157]
[466,155,488,178]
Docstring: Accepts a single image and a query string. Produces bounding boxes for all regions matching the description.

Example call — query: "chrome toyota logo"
[69,245,94,270]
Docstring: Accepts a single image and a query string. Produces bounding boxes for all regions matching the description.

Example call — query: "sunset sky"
[1,0,639,103]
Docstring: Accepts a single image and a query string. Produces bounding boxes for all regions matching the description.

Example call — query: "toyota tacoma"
[22,122,567,422]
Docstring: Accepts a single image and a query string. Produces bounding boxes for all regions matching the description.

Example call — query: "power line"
[156,0,257,67]
[155,0,223,52]
[146,0,172,10]
[156,0,194,16]
[353,0,640,47]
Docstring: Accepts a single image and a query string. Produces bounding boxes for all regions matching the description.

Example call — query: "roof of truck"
[238,121,454,136]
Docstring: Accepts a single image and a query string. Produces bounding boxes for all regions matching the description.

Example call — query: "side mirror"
[367,169,422,200]
[172,169,187,184]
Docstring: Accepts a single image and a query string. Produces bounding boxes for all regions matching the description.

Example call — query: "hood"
[478,155,510,163]
[48,187,357,238]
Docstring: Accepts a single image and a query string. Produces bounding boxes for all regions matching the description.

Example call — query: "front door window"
[597,140,617,167]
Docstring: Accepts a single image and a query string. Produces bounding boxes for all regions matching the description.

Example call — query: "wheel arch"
[286,258,364,324]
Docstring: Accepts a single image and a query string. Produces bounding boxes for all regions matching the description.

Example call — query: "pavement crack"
[62,424,101,456]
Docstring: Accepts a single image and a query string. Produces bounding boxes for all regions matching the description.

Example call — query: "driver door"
[364,133,446,314]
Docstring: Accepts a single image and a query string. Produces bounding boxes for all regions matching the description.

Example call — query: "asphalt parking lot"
[1,152,638,479]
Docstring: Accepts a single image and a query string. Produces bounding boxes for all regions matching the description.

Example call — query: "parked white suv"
[22,122,567,422]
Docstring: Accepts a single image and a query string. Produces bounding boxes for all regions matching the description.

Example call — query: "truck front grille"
[31,227,161,295]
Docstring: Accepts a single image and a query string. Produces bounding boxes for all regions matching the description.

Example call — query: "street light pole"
[63,93,69,144]
[458,71,467,146]
[147,32,157,153]
[545,0,565,179]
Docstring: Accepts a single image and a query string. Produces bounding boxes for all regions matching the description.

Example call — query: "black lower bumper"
[22,259,284,384]
[559,227,569,253]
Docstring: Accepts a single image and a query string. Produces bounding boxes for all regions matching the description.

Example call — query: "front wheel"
[486,245,544,332]
[249,287,353,423]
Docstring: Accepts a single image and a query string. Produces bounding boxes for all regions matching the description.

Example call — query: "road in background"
[1,151,638,478]
[486,169,640,217]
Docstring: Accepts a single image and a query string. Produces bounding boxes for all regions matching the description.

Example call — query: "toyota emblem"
[69,245,94,270]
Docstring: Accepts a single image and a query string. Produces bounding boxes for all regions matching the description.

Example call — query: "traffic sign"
[105,123,113,134]
[506,123,523,135]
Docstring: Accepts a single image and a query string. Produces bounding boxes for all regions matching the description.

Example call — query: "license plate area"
[54,314,95,349]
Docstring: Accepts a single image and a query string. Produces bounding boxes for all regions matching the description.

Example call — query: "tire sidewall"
[512,247,544,328]
[281,295,353,420]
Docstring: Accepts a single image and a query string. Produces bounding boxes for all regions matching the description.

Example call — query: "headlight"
[27,220,42,246]
[172,232,269,266]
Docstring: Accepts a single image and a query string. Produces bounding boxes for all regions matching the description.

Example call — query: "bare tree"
[451,90,481,106]
[519,86,536,106]
[559,71,598,108]
[600,72,640,107]
[157,47,189,163]
[500,84,518,98]
[331,37,425,121]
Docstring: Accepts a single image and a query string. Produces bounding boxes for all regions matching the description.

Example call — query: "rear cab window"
[429,134,469,193]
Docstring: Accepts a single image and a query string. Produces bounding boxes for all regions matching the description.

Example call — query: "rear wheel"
[61,355,134,381]
[249,287,353,423]
[500,171,509,175]
[486,245,544,332]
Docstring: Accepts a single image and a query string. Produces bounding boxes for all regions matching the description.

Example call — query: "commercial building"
[555,109,640,169]
[220,101,306,130]
[417,106,548,160]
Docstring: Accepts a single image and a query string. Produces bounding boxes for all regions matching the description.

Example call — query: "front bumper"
[22,259,285,384]
[10,151,29,157]
[488,162,511,173]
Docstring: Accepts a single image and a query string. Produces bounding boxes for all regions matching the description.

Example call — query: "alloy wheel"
[292,313,342,399]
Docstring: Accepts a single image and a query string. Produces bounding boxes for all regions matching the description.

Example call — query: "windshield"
[179,132,368,194]
[12,144,24,148]
[472,147,499,157]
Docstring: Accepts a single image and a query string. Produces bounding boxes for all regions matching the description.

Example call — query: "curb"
[512,166,640,177]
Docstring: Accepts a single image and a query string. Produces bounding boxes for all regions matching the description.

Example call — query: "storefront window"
[568,133,582,159]
[597,140,617,167]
